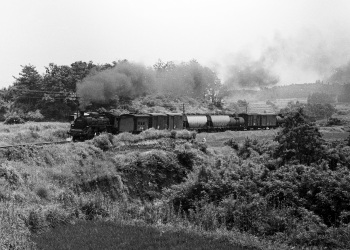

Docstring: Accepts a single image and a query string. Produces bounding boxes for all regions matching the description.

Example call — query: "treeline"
[0,60,224,121]
[0,61,97,121]
[227,82,350,102]
[2,59,350,122]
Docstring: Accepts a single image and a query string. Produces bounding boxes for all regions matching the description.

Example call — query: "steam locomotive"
[68,111,285,141]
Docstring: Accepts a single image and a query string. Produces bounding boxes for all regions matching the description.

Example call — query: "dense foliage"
[0,59,225,121]
[166,111,350,248]
[1,118,350,249]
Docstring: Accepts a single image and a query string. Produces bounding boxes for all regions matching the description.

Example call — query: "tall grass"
[0,202,36,249]
[0,122,70,146]
[2,124,345,249]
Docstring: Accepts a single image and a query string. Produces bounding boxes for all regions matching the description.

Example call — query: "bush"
[51,129,69,139]
[57,190,76,207]
[140,128,171,140]
[115,132,140,142]
[26,209,47,233]
[45,208,71,228]
[116,150,191,201]
[23,110,45,121]
[36,186,50,200]
[176,150,196,170]
[0,165,23,186]
[224,138,239,150]
[0,204,36,249]
[80,201,109,220]
[4,114,25,124]
[174,130,196,140]
[92,133,113,151]
[326,117,345,126]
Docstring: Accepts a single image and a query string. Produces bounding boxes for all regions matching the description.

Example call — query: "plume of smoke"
[224,52,279,89]
[223,27,350,88]
[77,62,155,109]
[327,61,350,84]
[155,60,218,98]
[77,60,219,110]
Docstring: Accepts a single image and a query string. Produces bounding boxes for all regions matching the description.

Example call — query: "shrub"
[198,142,208,153]
[0,204,36,249]
[176,150,196,170]
[0,165,23,186]
[80,201,109,220]
[4,114,25,124]
[36,186,50,200]
[51,129,69,139]
[326,117,345,126]
[175,130,196,140]
[92,133,113,151]
[224,138,239,150]
[45,208,71,228]
[115,132,140,142]
[57,190,76,207]
[140,128,171,140]
[170,130,177,139]
[24,110,45,121]
[26,209,47,233]
[117,150,190,201]
[79,175,126,201]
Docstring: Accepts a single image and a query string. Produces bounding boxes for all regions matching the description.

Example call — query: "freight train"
[68,112,285,141]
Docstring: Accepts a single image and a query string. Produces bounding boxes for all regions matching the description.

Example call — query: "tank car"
[183,114,208,131]
[207,115,230,131]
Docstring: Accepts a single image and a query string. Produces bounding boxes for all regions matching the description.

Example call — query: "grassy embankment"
[1,121,350,249]
[1,125,290,250]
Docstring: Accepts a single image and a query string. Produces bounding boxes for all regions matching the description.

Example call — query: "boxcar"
[119,114,150,133]
[264,114,277,127]
[167,113,183,130]
[149,113,168,130]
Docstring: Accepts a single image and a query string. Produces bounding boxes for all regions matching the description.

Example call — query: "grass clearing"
[0,122,70,146]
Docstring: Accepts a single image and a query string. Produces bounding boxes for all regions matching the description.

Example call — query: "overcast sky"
[1,0,350,88]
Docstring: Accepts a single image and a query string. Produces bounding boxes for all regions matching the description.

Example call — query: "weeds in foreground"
[0,202,36,249]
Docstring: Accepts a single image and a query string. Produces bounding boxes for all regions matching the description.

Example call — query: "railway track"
[0,140,71,149]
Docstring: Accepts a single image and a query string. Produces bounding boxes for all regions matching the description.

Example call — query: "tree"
[237,100,249,113]
[307,92,335,104]
[11,65,43,112]
[153,59,175,72]
[274,108,325,165]
[338,84,350,103]
[38,61,96,119]
[306,103,336,121]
